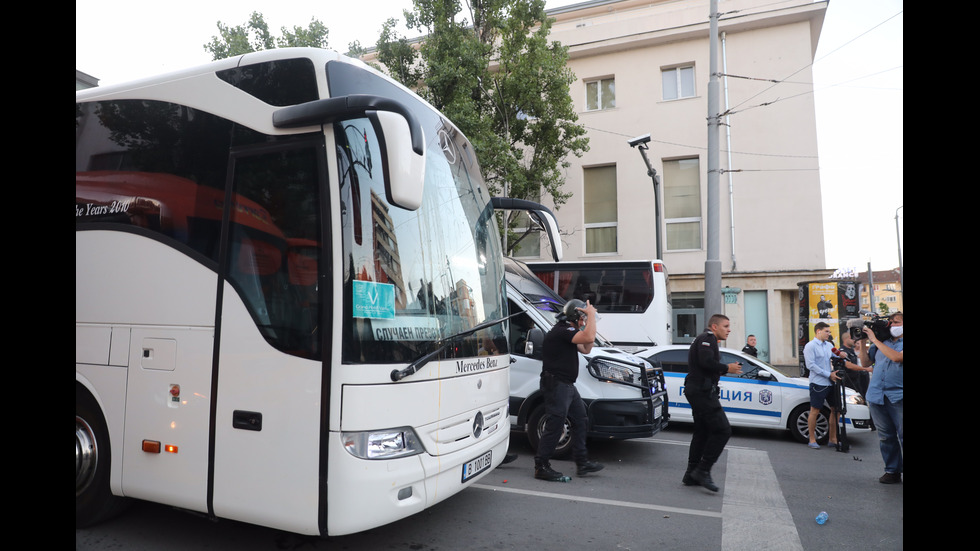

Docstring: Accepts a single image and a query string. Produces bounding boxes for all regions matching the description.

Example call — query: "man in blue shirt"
[858,312,904,484]
[803,322,843,448]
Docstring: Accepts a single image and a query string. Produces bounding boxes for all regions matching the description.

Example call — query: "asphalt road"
[76,421,902,551]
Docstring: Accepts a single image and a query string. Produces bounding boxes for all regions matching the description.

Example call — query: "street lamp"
[628,133,663,259]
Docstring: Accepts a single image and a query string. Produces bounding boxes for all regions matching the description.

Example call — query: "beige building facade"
[507,0,834,366]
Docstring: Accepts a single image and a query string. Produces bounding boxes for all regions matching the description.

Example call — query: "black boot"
[682,462,699,486]
[576,459,604,476]
[690,467,719,492]
[534,461,567,482]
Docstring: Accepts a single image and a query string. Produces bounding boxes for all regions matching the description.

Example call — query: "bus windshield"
[336,101,504,365]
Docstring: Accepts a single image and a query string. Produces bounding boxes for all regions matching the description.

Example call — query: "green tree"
[204,11,330,60]
[376,0,589,253]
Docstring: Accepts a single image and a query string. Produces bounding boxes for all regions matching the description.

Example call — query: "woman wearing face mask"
[858,312,904,484]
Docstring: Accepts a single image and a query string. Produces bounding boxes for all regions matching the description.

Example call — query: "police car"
[639,345,872,444]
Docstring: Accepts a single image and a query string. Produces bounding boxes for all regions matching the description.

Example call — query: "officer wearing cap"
[533,299,604,481]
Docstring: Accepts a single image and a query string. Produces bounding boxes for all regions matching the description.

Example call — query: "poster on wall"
[797,280,861,376]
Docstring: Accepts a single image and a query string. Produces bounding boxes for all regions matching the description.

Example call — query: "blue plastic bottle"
[815,511,828,525]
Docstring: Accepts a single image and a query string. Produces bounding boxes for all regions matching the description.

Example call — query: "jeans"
[868,397,903,474]
[535,381,589,464]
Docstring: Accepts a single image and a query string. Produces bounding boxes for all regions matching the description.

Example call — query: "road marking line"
[722,448,803,550]
[471,484,722,518]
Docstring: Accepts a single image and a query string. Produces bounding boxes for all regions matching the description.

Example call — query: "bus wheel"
[789,404,829,444]
[76,387,128,528]
[526,405,572,459]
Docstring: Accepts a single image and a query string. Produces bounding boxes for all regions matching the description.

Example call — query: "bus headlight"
[342,427,424,460]
[593,360,635,383]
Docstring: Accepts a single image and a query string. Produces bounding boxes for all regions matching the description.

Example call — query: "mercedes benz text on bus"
[76,48,512,536]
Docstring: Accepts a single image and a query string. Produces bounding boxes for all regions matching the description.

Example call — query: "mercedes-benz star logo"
[472,411,484,439]
[438,129,456,164]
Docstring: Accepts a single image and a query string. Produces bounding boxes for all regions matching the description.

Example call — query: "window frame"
[584,77,616,111]
[662,157,702,251]
[583,164,618,255]
[662,65,696,101]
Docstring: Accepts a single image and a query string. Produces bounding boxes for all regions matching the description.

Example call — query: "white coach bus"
[76,48,514,536]
[526,260,672,351]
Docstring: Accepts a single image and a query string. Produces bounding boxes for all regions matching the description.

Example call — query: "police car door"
[718,352,782,428]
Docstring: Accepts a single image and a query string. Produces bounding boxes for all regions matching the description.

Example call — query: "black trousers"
[686,387,732,468]
[535,380,589,464]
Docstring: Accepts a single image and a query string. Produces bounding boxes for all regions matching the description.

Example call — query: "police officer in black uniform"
[682,314,742,492]
[534,299,604,481]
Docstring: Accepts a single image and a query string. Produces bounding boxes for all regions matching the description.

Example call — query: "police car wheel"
[789,404,830,444]
[526,404,573,459]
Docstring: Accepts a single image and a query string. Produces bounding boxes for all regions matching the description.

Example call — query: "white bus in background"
[526,260,672,351]
[76,48,516,536]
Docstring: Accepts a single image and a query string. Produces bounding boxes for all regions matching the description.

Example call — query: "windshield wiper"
[390,312,523,382]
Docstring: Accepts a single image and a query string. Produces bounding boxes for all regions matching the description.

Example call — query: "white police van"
[505,258,668,457]
[639,345,872,443]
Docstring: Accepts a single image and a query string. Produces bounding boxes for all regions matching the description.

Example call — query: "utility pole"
[704,0,722,319]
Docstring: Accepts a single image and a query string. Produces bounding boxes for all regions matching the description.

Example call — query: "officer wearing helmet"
[533,298,605,481]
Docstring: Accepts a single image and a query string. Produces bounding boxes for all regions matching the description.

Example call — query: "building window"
[662,158,701,250]
[662,65,695,100]
[584,165,617,253]
[511,208,541,258]
[585,77,615,111]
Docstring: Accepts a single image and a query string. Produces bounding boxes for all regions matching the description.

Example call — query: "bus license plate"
[461,451,492,482]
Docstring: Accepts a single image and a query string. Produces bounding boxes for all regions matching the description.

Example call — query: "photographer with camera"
[856,312,903,484]
[803,322,844,449]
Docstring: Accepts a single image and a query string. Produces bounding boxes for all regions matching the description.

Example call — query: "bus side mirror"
[525,328,544,360]
[273,94,426,211]
[489,197,563,261]
[372,110,425,211]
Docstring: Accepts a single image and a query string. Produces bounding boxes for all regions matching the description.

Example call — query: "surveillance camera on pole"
[627,133,661,259]
[628,133,651,148]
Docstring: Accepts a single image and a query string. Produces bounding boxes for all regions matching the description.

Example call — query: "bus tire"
[789,403,830,444]
[526,404,572,459]
[76,386,129,528]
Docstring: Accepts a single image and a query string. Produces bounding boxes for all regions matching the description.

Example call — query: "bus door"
[209,138,329,534]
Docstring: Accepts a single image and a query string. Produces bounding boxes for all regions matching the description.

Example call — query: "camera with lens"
[848,314,891,342]
[831,355,846,370]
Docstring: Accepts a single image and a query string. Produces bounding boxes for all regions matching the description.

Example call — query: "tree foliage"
[376,0,589,251]
[203,11,330,60]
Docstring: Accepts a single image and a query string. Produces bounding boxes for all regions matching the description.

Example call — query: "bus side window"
[227,143,324,360]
